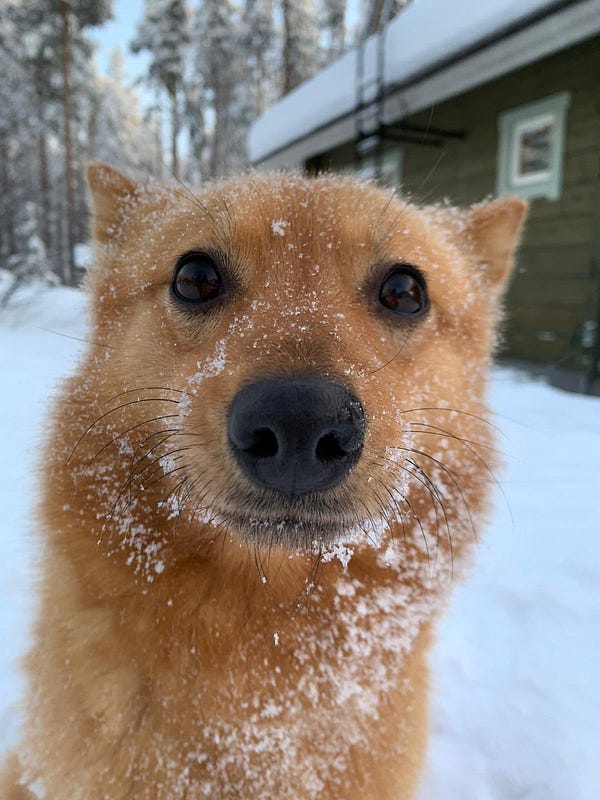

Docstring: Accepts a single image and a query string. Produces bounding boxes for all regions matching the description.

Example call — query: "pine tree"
[86,48,158,176]
[321,0,347,62]
[1,203,52,307]
[57,0,113,283]
[241,0,277,117]
[0,7,29,261]
[0,1,156,292]
[281,0,320,95]
[132,0,190,177]
[183,72,207,182]
[193,0,245,177]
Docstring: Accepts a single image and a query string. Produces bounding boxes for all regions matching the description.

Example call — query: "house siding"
[308,37,600,379]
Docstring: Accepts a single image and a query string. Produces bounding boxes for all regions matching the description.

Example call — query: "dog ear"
[86,162,138,244]
[467,198,528,290]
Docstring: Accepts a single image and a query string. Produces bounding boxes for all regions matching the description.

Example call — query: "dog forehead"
[211,175,390,254]
[206,175,411,281]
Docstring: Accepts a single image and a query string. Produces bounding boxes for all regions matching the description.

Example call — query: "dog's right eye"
[172,253,223,304]
[379,266,428,317]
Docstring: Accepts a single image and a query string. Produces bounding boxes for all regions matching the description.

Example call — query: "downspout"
[586,174,600,394]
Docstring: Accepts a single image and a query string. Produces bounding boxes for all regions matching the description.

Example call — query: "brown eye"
[379,267,428,317]
[172,253,223,304]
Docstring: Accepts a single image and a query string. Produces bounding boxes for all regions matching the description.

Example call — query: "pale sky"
[89,0,362,102]
[89,0,150,87]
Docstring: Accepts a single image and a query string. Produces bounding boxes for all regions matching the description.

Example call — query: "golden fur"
[1,166,526,799]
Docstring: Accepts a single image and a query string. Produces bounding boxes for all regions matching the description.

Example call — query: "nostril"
[245,427,279,459]
[315,431,347,463]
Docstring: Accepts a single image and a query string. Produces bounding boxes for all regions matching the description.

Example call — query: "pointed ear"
[86,162,138,243]
[467,198,528,289]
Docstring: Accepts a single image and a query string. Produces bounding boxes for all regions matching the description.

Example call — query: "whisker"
[254,545,279,605]
[404,459,454,576]
[395,446,477,554]
[99,386,189,407]
[128,441,217,500]
[83,415,180,472]
[155,473,191,516]
[375,459,434,567]
[187,479,215,519]
[408,423,503,455]
[108,441,203,525]
[368,330,410,376]
[302,548,323,613]
[361,479,401,548]
[161,162,226,241]
[66,397,181,465]
[400,406,503,435]
[35,326,116,351]
[136,462,188,498]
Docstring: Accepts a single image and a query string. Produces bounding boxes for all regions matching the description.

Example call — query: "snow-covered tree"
[321,0,347,63]
[131,0,190,177]
[361,0,411,37]
[193,0,246,177]
[183,72,208,183]
[7,0,113,284]
[85,48,158,176]
[0,8,30,261]
[0,202,55,307]
[58,0,113,282]
[241,0,277,117]
[281,0,320,94]
[0,0,368,294]
[0,1,148,291]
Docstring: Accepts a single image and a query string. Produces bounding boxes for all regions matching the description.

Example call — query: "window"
[497,92,570,201]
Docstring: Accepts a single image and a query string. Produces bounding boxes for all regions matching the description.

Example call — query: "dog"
[0,164,526,799]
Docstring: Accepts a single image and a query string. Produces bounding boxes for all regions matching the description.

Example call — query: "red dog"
[1,164,526,799]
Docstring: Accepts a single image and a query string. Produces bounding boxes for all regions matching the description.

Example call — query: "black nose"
[228,376,365,497]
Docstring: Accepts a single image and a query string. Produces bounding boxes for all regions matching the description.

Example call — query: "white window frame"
[497,92,571,201]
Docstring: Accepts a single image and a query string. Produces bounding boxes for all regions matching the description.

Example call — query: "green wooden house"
[249,0,600,393]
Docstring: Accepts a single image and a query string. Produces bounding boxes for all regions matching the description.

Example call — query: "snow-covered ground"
[0,285,598,798]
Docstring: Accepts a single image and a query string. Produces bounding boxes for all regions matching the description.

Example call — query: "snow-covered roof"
[249,0,580,165]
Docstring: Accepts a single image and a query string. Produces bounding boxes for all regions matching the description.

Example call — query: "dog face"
[78,165,525,559]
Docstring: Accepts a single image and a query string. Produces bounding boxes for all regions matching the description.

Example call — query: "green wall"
[308,38,600,382]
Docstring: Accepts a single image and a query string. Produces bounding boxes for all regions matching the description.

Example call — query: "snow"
[271,219,289,237]
[1,284,599,798]
[73,243,92,271]
[249,0,562,163]
[418,371,600,800]
[0,284,87,751]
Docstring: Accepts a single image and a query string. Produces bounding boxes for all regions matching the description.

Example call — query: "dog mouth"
[189,374,370,549]
[221,510,349,546]
[206,490,365,550]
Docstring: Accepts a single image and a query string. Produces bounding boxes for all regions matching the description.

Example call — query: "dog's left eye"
[379,267,428,317]
[172,253,223,304]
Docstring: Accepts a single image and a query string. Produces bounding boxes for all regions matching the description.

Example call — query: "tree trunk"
[38,129,54,274]
[365,0,411,36]
[60,0,75,285]
[187,103,205,184]
[169,88,180,177]
[37,83,53,270]
[87,90,99,160]
[0,134,10,260]
[365,0,385,36]
[281,0,293,95]
[210,78,232,179]
[152,86,164,179]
